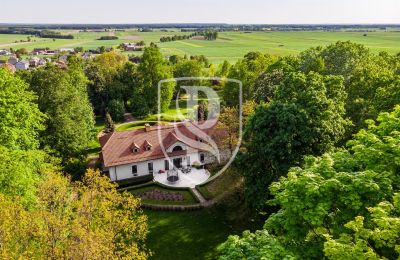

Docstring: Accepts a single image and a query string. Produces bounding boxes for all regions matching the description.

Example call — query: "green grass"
[144,209,235,259]
[197,167,242,200]
[1,30,400,63]
[86,116,104,156]
[116,120,170,131]
[128,183,198,205]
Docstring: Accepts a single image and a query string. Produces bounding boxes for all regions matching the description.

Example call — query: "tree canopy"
[0,69,45,150]
[220,106,400,259]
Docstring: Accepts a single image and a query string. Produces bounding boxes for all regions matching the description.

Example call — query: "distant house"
[0,49,11,55]
[122,43,143,51]
[0,63,16,73]
[32,48,47,55]
[59,48,75,53]
[55,60,67,69]
[8,57,19,65]
[45,50,57,55]
[38,58,47,66]
[29,57,40,67]
[59,55,68,62]
[82,52,94,59]
[15,61,30,70]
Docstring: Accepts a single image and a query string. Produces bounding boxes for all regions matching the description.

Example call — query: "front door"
[173,157,182,169]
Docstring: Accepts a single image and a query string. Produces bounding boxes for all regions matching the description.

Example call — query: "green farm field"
[1,30,400,63]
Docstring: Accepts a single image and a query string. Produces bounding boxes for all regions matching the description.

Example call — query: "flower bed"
[125,182,199,205]
[135,189,184,202]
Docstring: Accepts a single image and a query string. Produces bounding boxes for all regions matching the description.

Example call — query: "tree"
[0,169,149,259]
[173,59,204,96]
[137,45,174,114]
[239,72,349,210]
[345,54,400,134]
[324,194,400,259]
[107,99,125,122]
[104,112,115,133]
[29,64,95,160]
[253,69,285,103]
[223,52,275,106]
[86,51,128,115]
[215,101,256,156]
[0,69,45,150]
[218,230,295,260]
[215,107,239,155]
[15,47,28,58]
[299,41,370,79]
[217,60,231,77]
[0,146,50,206]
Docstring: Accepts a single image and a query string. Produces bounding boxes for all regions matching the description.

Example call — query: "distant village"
[0,42,144,72]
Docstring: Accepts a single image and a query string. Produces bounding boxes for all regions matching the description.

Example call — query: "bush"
[192,161,202,169]
[99,36,119,40]
[107,99,125,122]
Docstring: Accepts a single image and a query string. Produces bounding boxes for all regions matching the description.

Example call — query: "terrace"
[153,168,210,188]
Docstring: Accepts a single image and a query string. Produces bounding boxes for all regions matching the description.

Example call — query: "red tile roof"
[100,121,217,167]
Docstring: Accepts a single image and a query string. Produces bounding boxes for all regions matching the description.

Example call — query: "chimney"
[144,123,151,132]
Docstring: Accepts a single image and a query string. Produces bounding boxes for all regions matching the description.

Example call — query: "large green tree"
[29,64,95,160]
[223,52,275,106]
[85,51,128,115]
[136,45,174,115]
[239,72,349,210]
[0,69,45,150]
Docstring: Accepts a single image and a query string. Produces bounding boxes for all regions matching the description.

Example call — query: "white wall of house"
[108,152,203,181]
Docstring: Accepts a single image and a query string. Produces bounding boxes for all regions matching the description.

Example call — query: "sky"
[2,0,399,24]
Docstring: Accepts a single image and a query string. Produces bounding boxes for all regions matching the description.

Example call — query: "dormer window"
[143,140,153,151]
[131,142,140,153]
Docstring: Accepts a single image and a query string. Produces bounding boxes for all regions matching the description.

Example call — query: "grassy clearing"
[128,183,198,205]
[144,209,235,260]
[197,167,243,200]
[116,120,170,131]
[1,30,400,63]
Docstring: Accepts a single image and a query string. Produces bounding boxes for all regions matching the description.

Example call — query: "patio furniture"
[167,168,179,183]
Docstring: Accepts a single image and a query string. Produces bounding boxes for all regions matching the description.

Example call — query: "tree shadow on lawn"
[145,209,236,260]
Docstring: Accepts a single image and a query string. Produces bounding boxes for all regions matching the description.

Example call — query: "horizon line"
[1,22,400,26]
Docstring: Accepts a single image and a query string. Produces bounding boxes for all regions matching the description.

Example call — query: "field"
[1,30,400,63]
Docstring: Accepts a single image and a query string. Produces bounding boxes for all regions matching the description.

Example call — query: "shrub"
[107,99,125,122]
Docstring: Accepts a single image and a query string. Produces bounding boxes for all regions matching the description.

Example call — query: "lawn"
[85,116,104,156]
[144,209,235,260]
[1,30,400,63]
[116,120,169,131]
[197,167,242,200]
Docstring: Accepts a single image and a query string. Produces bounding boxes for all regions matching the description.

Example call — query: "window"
[200,153,205,163]
[133,148,139,153]
[165,160,169,171]
[186,156,191,166]
[145,146,151,151]
[148,162,153,174]
[172,145,183,152]
[132,165,138,176]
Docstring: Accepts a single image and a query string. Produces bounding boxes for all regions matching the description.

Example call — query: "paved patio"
[153,168,210,188]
